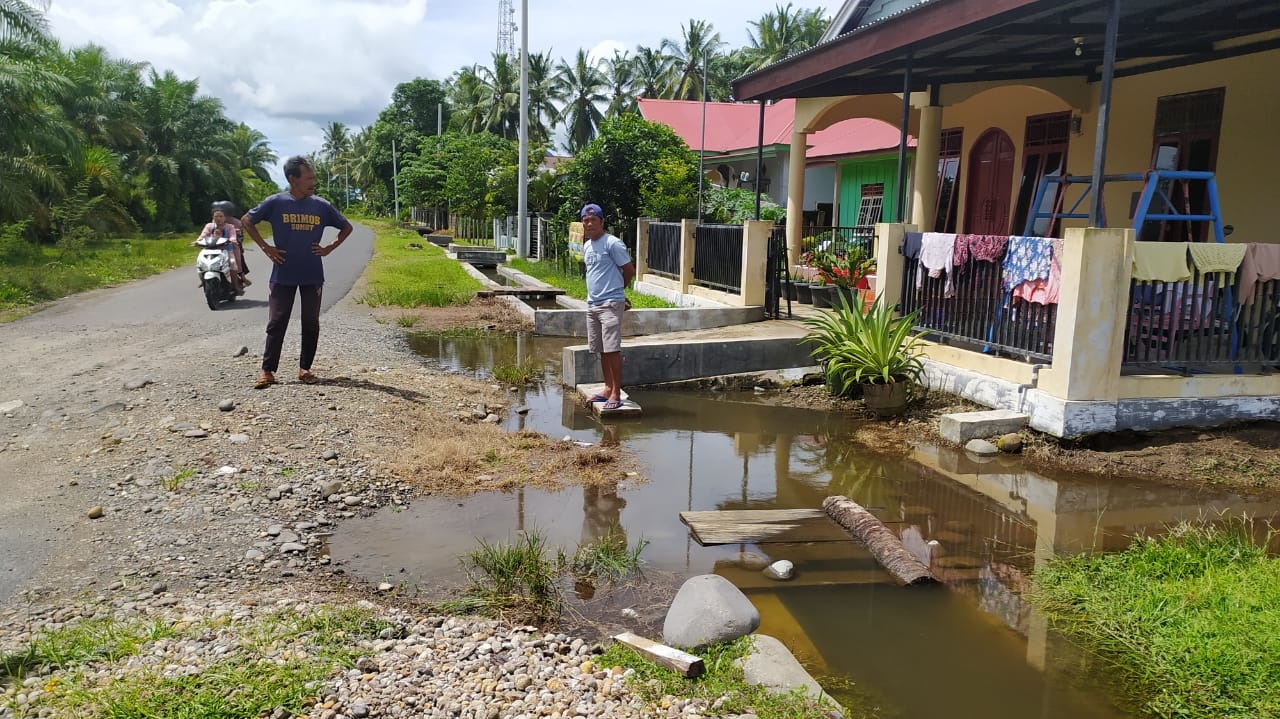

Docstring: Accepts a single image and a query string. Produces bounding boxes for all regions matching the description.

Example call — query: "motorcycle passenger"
[197,207,250,291]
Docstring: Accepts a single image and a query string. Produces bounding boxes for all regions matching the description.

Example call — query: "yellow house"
[734,0,1280,436]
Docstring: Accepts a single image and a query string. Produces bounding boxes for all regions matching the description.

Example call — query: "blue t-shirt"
[583,233,631,306]
[247,193,348,285]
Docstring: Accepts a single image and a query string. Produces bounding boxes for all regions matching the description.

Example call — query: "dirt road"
[0,225,373,602]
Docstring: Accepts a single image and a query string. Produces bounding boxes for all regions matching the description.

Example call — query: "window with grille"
[857,184,884,226]
[935,128,963,232]
[1014,112,1071,236]
[1144,87,1225,242]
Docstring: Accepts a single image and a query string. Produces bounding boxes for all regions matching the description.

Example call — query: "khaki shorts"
[586,301,625,353]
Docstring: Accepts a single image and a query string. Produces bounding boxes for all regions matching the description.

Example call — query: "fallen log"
[822,495,938,586]
[612,632,705,678]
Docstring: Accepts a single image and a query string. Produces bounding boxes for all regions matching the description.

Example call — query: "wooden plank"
[679,509,895,545]
[824,496,938,586]
[612,632,705,677]
[577,384,642,418]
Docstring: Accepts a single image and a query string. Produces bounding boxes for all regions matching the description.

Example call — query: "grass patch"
[162,467,195,492]
[492,361,543,385]
[1028,519,1280,719]
[1,617,179,683]
[1190,456,1280,488]
[456,531,562,625]
[410,326,494,339]
[0,232,193,315]
[395,314,420,327]
[599,636,852,719]
[569,525,648,583]
[508,257,673,308]
[359,218,481,307]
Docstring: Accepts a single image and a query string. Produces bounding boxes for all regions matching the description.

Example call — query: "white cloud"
[46,0,791,179]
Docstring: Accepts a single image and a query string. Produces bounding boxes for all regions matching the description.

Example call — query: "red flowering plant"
[810,245,874,290]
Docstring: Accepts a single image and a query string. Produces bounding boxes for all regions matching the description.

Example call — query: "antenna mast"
[497,0,517,57]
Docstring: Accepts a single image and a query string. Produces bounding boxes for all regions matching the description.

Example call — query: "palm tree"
[226,123,276,182]
[660,19,724,101]
[322,121,350,164]
[477,52,520,138]
[552,49,607,154]
[602,50,637,117]
[51,43,145,149]
[631,46,674,100]
[524,50,558,146]
[746,3,829,71]
[448,65,487,134]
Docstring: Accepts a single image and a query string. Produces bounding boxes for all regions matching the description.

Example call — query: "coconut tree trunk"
[823,495,938,586]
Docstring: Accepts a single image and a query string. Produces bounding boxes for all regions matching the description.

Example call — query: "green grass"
[359,218,481,307]
[0,232,193,316]
[395,314,420,327]
[1028,519,1280,719]
[507,257,674,308]
[162,467,194,492]
[454,531,563,625]
[599,636,853,719]
[2,606,393,718]
[492,361,543,385]
[569,525,648,583]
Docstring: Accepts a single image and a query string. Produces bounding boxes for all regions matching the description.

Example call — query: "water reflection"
[337,332,1280,719]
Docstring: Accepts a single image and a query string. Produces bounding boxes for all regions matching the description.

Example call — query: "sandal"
[587,393,608,403]
[253,371,276,389]
[601,400,624,410]
[298,370,320,385]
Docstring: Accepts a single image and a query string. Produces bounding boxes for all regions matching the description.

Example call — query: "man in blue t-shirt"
[242,156,353,389]
[580,203,635,410]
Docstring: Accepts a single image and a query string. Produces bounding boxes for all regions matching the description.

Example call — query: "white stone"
[762,560,794,581]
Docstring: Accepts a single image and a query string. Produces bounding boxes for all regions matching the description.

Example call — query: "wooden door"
[964,128,1016,235]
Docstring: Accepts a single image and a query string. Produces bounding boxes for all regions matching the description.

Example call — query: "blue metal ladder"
[1022,169,1226,242]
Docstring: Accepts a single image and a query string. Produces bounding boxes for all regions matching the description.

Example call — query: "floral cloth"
[953,234,1009,267]
[1012,239,1063,305]
[1001,235,1054,292]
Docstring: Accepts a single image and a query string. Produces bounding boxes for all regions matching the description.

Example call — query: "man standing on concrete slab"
[580,203,635,410]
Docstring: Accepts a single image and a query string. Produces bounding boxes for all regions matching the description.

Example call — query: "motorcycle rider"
[196,206,249,292]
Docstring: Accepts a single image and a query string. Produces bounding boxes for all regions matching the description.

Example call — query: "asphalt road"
[0,222,374,603]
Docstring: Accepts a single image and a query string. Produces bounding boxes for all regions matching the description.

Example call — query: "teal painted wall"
[837,155,907,226]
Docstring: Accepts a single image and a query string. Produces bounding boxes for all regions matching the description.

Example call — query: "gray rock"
[342,495,362,507]
[318,479,343,498]
[233,345,248,357]
[229,433,250,444]
[87,506,104,519]
[0,399,23,414]
[516,406,530,415]
[123,378,153,390]
[737,635,841,712]
[471,407,489,420]
[964,439,1000,457]
[168,422,196,432]
[266,525,283,537]
[663,574,760,650]
[350,703,369,718]
[321,449,338,461]
[276,531,299,544]
[183,429,208,439]
[762,560,794,581]
[279,542,306,553]
[482,413,500,424]
[218,399,236,412]
[245,549,265,561]
[996,432,1024,453]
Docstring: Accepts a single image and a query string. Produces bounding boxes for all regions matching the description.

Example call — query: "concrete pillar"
[873,222,915,309]
[741,220,772,306]
[679,218,697,295]
[635,218,650,277]
[911,105,943,231]
[1038,227,1134,402]
[785,130,807,267]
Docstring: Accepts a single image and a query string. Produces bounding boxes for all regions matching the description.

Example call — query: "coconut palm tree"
[631,46,673,100]
[746,3,829,71]
[225,123,276,183]
[660,19,724,101]
[51,43,145,150]
[524,50,558,146]
[552,49,608,154]
[602,50,637,117]
[478,52,521,138]
[448,65,487,134]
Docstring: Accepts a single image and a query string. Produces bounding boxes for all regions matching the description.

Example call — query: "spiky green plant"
[801,294,926,397]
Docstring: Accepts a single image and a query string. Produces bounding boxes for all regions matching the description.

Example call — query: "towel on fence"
[1132,241,1191,282]
[1001,235,1053,292]
[1013,238,1064,305]
[917,232,956,294]
[953,234,1009,267]
[901,232,923,259]
[1238,243,1280,304]
[1187,242,1247,275]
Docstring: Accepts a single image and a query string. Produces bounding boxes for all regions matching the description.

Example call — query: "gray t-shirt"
[583,233,631,306]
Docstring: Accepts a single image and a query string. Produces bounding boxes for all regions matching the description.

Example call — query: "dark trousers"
[262,284,322,373]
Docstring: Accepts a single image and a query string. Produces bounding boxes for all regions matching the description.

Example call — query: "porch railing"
[900,243,1056,363]
[1123,274,1280,373]
[693,224,744,293]
[646,222,681,279]
[800,225,875,258]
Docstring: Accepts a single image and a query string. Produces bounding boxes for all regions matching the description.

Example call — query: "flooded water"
[335,330,1280,719]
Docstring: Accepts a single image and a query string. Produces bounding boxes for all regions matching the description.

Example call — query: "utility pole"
[392,138,400,220]
[697,53,708,221]
[517,0,529,257]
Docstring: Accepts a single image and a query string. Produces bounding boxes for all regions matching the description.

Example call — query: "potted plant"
[794,275,813,304]
[810,275,833,309]
[800,295,926,417]
[812,245,875,311]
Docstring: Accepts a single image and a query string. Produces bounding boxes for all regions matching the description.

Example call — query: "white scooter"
[194,234,241,310]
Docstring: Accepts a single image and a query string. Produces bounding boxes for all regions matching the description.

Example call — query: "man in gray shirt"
[580,203,635,409]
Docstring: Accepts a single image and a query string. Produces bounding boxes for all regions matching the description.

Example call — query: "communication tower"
[497,0,517,58]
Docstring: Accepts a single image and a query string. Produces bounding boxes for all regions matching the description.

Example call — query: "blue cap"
[580,203,603,219]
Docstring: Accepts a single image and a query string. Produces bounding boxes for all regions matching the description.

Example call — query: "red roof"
[637,97,915,161]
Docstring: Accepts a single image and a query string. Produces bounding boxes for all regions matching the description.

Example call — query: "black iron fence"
[646,222,681,278]
[800,225,875,259]
[692,224,744,293]
[766,226,791,318]
[900,247,1056,363]
[1123,274,1280,373]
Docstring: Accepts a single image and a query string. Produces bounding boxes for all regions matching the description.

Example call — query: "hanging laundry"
[1132,241,1191,282]
[917,232,957,292]
[1013,239,1063,305]
[901,232,923,259]
[1001,235,1053,292]
[1188,242,1247,275]
[1237,243,1280,304]
[953,234,1009,267]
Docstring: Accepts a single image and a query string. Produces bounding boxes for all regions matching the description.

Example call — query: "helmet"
[211,200,239,216]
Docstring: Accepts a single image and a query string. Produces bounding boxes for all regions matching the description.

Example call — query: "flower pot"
[862,381,910,418]
[811,285,833,309]
[795,283,813,304]
[834,286,860,310]
[783,280,797,301]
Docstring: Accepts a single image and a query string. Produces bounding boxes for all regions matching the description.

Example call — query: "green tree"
[640,157,698,220]
[745,4,829,71]
[553,49,607,154]
[631,46,674,100]
[602,50,637,117]
[389,77,450,136]
[660,19,724,101]
[708,48,755,102]
[555,113,697,245]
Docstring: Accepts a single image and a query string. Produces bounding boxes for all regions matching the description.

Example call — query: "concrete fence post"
[874,222,915,310]
[741,220,772,307]
[680,219,697,295]
[635,218,651,277]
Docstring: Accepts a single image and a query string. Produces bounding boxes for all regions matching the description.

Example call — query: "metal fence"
[1123,275,1280,373]
[800,225,875,258]
[900,246,1057,363]
[646,222,681,278]
[766,226,791,319]
[693,223,744,293]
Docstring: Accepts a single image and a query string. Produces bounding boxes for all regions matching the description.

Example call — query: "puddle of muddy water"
[337,331,1280,719]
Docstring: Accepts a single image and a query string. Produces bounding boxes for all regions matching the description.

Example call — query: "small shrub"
[570,526,647,583]
[492,361,542,385]
[457,532,561,624]
[396,314,419,327]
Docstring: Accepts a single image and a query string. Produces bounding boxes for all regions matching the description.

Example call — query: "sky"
[45,0,812,184]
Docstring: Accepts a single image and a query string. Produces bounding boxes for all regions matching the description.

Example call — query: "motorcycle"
[194,234,241,310]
